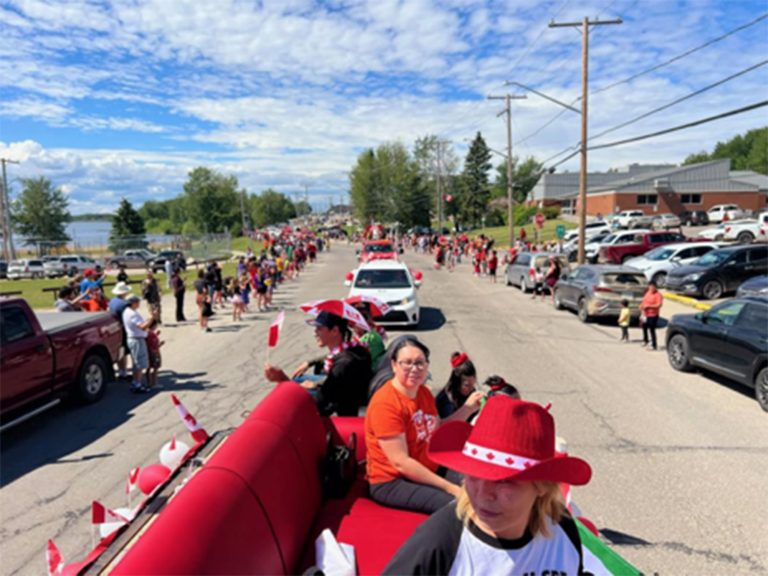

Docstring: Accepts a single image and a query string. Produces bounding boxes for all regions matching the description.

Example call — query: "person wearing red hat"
[365,339,483,515]
[435,352,484,419]
[384,396,592,575]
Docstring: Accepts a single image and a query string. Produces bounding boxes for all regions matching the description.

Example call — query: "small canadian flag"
[91,501,129,525]
[125,467,140,495]
[171,394,210,443]
[268,310,285,348]
[46,539,63,576]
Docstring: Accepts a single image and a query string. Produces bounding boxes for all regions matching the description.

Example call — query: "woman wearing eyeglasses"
[365,338,484,514]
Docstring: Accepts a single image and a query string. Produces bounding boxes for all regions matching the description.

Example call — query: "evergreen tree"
[110,198,146,252]
[11,177,71,253]
[461,132,492,227]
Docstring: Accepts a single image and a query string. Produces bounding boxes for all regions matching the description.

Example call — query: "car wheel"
[577,298,590,323]
[755,367,768,412]
[554,289,563,310]
[505,273,512,286]
[736,231,754,244]
[76,354,109,403]
[667,333,693,372]
[651,272,667,289]
[702,280,723,300]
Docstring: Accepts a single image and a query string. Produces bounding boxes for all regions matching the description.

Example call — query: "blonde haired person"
[384,396,593,575]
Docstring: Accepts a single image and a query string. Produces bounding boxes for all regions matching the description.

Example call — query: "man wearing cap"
[263,310,372,416]
[79,268,103,300]
[122,294,152,393]
[109,281,133,380]
[384,396,596,575]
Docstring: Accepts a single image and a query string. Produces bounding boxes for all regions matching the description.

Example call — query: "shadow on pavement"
[0,373,216,487]
[695,369,756,404]
[415,307,446,331]
[600,528,651,546]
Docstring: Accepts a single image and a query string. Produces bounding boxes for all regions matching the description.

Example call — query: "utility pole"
[549,16,621,264]
[0,158,19,261]
[434,139,452,234]
[488,93,526,247]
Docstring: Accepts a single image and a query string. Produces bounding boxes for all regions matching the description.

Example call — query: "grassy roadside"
[469,219,576,248]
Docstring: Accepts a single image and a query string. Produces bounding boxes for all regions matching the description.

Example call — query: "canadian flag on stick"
[125,467,140,496]
[170,394,210,444]
[46,539,63,576]
[268,310,285,348]
[91,501,129,525]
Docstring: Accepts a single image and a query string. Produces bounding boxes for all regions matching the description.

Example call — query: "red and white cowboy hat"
[428,396,592,485]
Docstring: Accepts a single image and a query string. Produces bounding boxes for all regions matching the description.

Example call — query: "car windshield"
[354,269,411,288]
[694,250,730,266]
[601,234,616,244]
[602,273,646,286]
[364,243,394,253]
[645,247,676,261]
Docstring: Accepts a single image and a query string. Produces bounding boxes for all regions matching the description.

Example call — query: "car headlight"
[684,273,703,282]
[401,296,413,305]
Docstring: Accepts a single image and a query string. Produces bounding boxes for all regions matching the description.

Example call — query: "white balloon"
[159,439,190,469]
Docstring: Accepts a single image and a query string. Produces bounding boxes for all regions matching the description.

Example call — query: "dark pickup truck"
[0,298,123,431]
[599,231,686,264]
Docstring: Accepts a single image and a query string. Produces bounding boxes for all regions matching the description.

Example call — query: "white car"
[562,221,612,243]
[652,213,682,230]
[696,219,754,241]
[345,260,422,327]
[624,242,721,288]
[563,232,611,260]
[707,204,748,224]
[721,213,768,244]
[588,229,651,263]
[7,259,45,279]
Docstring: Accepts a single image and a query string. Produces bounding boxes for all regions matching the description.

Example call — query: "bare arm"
[379,435,461,497]
[442,391,485,424]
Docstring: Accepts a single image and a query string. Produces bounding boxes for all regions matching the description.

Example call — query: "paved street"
[1,243,766,575]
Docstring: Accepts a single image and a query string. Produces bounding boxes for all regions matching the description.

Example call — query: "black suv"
[665,244,768,300]
[150,251,186,274]
[666,296,768,411]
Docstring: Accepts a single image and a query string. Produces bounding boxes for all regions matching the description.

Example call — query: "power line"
[506,0,573,75]
[589,59,768,141]
[588,100,768,151]
[592,12,768,95]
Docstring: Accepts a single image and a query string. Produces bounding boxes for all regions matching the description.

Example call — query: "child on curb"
[618,299,631,342]
[145,319,164,387]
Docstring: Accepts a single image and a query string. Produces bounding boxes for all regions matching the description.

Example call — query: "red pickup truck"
[0,298,123,431]
[599,231,686,264]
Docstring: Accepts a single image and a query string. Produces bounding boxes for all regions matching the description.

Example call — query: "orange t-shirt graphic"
[365,380,439,484]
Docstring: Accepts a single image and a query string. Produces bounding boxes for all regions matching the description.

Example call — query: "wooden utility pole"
[488,93,526,247]
[549,16,621,264]
[0,158,19,261]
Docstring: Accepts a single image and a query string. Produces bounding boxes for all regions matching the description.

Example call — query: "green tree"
[461,132,492,227]
[182,167,242,234]
[683,127,768,174]
[251,189,297,227]
[493,156,544,205]
[11,177,71,253]
[350,149,382,223]
[293,199,312,219]
[110,198,146,252]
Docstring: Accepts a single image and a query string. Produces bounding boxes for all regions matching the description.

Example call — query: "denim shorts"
[127,337,149,370]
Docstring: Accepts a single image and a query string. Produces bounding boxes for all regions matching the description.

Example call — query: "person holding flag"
[264,308,372,416]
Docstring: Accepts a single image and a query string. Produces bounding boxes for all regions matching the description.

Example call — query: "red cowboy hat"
[428,396,592,485]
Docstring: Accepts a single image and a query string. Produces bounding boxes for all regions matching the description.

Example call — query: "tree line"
[348,132,544,231]
[683,127,767,174]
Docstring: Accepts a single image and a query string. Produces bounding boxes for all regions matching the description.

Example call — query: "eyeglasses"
[396,360,429,371]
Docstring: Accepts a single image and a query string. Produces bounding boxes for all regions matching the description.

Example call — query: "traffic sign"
[556,224,566,239]
[535,212,545,228]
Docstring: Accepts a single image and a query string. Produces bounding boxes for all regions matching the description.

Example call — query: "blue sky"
[1,0,766,214]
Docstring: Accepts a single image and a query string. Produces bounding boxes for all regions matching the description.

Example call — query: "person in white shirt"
[122,294,152,393]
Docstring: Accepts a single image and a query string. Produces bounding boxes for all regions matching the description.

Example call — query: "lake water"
[12,220,175,252]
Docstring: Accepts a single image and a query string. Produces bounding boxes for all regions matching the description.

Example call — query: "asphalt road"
[1,243,765,575]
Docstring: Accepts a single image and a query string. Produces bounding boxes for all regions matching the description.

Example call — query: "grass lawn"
[0,262,241,311]
[230,236,264,253]
[472,219,576,248]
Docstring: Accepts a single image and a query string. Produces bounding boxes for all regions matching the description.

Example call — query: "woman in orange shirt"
[365,338,484,514]
[640,281,664,350]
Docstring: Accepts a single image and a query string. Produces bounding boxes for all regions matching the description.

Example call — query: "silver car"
[553,265,648,322]
[505,252,570,292]
[7,259,45,279]
[653,213,682,230]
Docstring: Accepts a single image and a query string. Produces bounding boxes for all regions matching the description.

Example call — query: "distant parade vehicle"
[356,240,401,263]
[345,259,422,327]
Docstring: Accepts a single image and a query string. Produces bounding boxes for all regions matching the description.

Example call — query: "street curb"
[662,291,713,311]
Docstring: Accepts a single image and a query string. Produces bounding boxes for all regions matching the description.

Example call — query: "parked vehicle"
[624,242,720,288]
[108,249,156,269]
[707,204,747,224]
[553,265,648,323]
[562,221,612,243]
[587,229,651,263]
[665,244,768,299]
[736,275,768,297]
[695,222,731,241]
[150,250,187,274]
[599,231,686,265]
[652,213,682,230]
[7,259,45,279]
[614,210,656,230]
[0,260,7,279]
[345,259,421,326]
[43,257,67,278]
[44,254,98,277]
[721,213,768,244]
[678,209,709,227]
[565,232,611,263]
[0,298,123,431]
[666,296,768,411]
[505,252,570,292]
